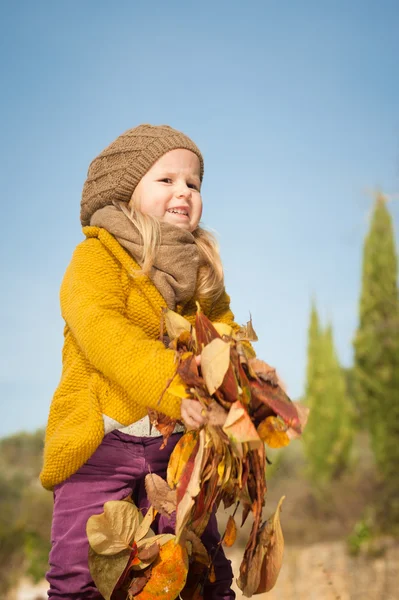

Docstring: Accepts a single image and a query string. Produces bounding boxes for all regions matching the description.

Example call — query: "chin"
[164,218,193,232]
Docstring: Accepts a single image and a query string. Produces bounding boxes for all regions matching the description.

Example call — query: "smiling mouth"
[167,209,189,217]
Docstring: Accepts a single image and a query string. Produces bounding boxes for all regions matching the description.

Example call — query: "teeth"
[168,209,188,216]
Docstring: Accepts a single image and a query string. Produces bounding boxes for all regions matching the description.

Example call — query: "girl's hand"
[181,398,206,430]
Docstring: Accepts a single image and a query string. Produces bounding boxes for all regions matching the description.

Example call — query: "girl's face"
[130,149,202,232]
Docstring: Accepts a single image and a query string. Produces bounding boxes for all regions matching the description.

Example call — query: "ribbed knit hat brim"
[80,124,204,226]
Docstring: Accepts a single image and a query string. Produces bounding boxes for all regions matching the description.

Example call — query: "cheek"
[195,196,203,219]
[139,192,168,217]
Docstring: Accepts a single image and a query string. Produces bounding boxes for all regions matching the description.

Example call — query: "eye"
[159,178,172,184]
[188,182,199,190]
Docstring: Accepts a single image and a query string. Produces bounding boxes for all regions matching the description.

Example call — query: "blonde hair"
[115,194,225,303]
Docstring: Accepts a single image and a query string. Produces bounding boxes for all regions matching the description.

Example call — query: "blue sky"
[1,0,398,437]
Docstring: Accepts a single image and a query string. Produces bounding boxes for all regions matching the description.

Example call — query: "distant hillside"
[0,429,52,595]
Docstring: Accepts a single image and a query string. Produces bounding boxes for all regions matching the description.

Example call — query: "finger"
[187,406,206,425]
[183,415,200,430]
[186,411,204,427]
[181,405,201,427]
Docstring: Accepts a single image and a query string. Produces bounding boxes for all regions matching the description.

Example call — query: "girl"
[41,124,242,599]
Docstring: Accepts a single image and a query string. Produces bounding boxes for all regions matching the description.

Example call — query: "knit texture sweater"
[40,226,240,490]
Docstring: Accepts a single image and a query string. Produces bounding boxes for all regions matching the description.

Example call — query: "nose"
[175,182,192,200]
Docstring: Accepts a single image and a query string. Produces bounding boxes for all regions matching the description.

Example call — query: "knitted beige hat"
[81,124,204,226]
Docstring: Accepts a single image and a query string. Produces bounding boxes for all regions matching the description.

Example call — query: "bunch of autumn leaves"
[86,307,308,599]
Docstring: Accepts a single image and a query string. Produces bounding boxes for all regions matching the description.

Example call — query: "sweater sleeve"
[60,238,181,419]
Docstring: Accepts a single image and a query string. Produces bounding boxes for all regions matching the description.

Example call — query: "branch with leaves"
[86,305,308,598]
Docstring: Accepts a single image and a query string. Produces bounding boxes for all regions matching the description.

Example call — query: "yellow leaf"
[175,429,206,540]
[167,374,191,399]
[167,430,199,489]
[222,448,233,486]
[217,457,225,482]
[257,416,290,448]
[213,322,234,337]
[86,500,139,556]
[201,338,231,395]
[163,308,192,340]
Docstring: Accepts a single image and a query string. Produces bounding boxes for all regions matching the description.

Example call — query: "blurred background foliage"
[0,430,52,593]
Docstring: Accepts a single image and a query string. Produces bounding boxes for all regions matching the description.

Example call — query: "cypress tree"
[303,314,353,484]
[305,300,321,403]
[353,195,399,497]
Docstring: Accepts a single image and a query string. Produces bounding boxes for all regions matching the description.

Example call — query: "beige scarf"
[90,205,200,309]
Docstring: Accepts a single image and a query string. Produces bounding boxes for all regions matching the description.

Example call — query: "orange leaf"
[257,416,290,449]
[134,539,189,600]
[223,515,237,547]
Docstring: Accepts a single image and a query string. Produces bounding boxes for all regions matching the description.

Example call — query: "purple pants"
[47,430,235,599]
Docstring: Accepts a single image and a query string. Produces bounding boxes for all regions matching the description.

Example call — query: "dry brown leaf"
[237,316,258,341]
[249,378,300,432]
[147,408,178,449]
[195,305,222,348]
[256,495,285,593]
[287,402,310,439]
[128,567,152,597]
[134,534,175,571]
[144,473,176,516]
[135,506,156,542]
[238,496,285,596]
[222,401,262,448]
[86,500,139,556]
[88,546,131,600]
[137,541,160,562]
[201,338,231,395]
[183,530,209,565]
[248,358,279,385]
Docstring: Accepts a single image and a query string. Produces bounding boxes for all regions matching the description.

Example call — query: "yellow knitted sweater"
[40,226,241,490]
